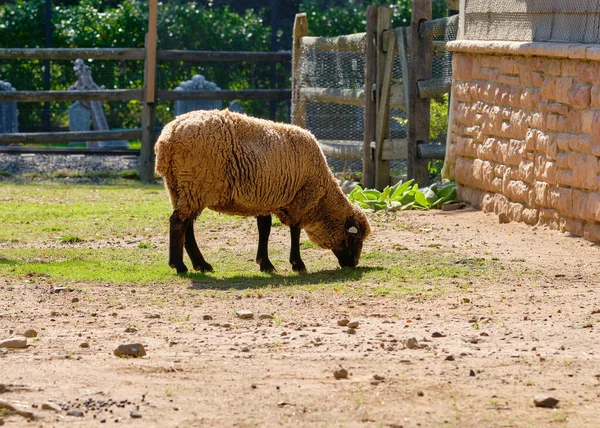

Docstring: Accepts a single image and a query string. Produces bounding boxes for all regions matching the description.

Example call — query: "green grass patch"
[0,182,506,296]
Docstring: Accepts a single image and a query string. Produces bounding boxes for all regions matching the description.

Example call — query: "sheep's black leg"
[256,215,275,272]
[184,219,213,273]
[169,212,189,274]
[289,224,306,273]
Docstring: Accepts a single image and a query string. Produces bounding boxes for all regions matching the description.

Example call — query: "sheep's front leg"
[169,212,189,274]
[184,219,213,273]
[256,215,276,272]
[289,224,306,273]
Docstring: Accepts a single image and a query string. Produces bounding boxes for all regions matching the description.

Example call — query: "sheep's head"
[331,213,371,268]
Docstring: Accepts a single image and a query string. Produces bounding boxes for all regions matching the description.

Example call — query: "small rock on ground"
[259,314,274,320]
[41,401,62,412]
[405,337,420,349]
[22,330,37,338]
[337,319,349,326]
[0,337,27,349]
[533,395,559,408]
[333,368,348,379]
[114,343,146,358]
[347,321,359,329]
[130,410,142,419]
[236,310,254,320]
[67,409,84,417]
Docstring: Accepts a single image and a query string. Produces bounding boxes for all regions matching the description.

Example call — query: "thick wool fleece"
[155,109,370,249]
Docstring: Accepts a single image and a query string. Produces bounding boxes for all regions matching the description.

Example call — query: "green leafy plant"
[348,179,457,211]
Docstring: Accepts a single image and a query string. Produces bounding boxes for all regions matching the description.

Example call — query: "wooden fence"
[292,0,456,188]
[0,0,291,183]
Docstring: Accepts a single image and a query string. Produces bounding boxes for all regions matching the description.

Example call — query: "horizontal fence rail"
[157,89,291,101]
[0,129,142,144]
[0,146,140,156]
[300,33,366,52]
[0,48,291,62]
[0,90,143,102]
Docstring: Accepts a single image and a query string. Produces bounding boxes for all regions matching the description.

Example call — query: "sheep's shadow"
[186,266,383,291]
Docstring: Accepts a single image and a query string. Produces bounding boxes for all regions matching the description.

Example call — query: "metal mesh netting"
[296,17,457,178]
[463,0,600,43]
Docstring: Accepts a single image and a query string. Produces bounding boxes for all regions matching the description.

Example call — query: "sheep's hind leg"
[184,219,213,272]
[256,215,275,272]
[289,224,307,273]
[169,212,189,274]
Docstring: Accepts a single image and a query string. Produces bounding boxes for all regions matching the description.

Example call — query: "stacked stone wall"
[446,42,600,241]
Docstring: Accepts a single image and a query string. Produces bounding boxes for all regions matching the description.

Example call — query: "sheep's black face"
[332,217,366,268]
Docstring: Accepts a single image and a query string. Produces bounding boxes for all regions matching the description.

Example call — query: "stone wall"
[445,41,600,241]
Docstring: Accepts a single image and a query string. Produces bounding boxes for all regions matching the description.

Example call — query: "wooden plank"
[382,32,448,56]
[418,76,452,99]
[319,140,363,160]
[0,146,140,156]
[320,138,409,161]
[374,5,392,190]
[389,84,405,109]
[397,28,410,113]
[0,48,145,60]
[140,10,157,183]
[418,143,446,159]
[146,0,158,104]
[291,13,309,128]
[298,88,363,106]
[363,4,378,189]
[158,89,291,101]
[300,33,366,52]
[0,129,142,144]
[0,90,142,102]
[407,0,433,185]
[157,50,291,62]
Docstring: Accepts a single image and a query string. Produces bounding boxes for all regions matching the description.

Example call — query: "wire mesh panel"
[463,0,600,43]
[297,46,366,175]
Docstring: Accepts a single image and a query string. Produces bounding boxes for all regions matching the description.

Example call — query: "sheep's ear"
[345,218,361,238]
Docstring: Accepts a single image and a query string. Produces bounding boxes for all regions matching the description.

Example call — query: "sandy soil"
[2,207,600,427]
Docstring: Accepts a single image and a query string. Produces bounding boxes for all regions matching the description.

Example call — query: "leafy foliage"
[348,180,457,211]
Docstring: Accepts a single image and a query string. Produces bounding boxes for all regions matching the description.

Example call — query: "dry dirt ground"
[2,207,600,427]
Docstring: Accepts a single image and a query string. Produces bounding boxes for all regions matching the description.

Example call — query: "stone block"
[547,102,569,116]
[481,67,499,81]
[507,202,525,222]
[586,192,600,222]
[498,74,520,86]
[525,129,538,151]
[590,111,600,140]
[520,88,541,110]
[568,133,593,154]
[472,158,484,185]
[453,54,473,81]
[508,109,528,137]
[556,168,573,187]
[534,181,550,207]
[583,222,600,242]
[572,189,588,219]
[522,208,539,225]
[493,193,510,216]
[566,110,582,133]
[457,185,473,204]
[477,138,495,161]
[455,157,474,187]
[505,139,524,166]
[529,112,545,128]
[535,158,557,183]
[581,110,595,133]
[518,159,535,184]
[540,77,556,99]
[481,160,495,191]
[508,86,523,108]
[561,59,578,77]
[556,152,569,169]
[568,83,591,108]
[530,71,545,87]
[547,113,560,131]
[561,218,584,236]
[577,62,599,83]
[570,153,598,190]
[591,86,600,108]
[538,208,560,230]
[506,180,531,204]
[453,82,472,102]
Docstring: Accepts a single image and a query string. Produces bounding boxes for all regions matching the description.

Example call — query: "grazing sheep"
[155,109,371,273]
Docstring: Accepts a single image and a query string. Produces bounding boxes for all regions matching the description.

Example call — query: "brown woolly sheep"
[154,109,370,274]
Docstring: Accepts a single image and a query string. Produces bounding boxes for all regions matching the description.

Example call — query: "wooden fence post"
[407,0,432,185]
[374,6,391,190]
[291,13,308,128]
[140,0,158,184]
[362,5,378,189]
